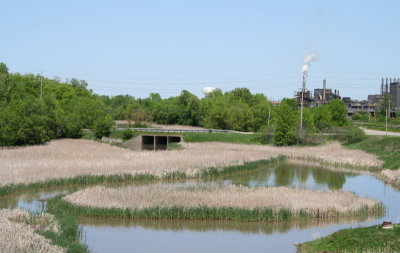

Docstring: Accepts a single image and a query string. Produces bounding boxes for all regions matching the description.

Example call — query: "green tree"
[272,102,298,146]
[94,115,115,138]
[328,99,348,126]
[379,94,393,119]
[0,63,10,108]
[0,97,53,146]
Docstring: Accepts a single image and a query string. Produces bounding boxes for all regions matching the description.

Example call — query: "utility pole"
[386,108,388,135]
[386,99,391,135]
[300,75,306,134]
[368,104,371,123]
[267,106,271,126]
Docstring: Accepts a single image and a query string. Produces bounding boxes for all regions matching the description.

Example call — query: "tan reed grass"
[380,169,400,186]
[63,184,381,218]
[0,139,382,186]
[0,209,65,253]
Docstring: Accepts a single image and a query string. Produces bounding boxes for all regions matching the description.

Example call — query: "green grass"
[181,132,261,144]
[53,196,383,223]
[50,196,298,222]
[297,224,400,253]
[345,135,400,170]
[41,197,90,253]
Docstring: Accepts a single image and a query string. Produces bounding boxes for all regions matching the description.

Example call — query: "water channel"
[1,161,399,253]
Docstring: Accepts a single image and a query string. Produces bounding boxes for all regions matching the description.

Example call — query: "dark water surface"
[1,161,399,253]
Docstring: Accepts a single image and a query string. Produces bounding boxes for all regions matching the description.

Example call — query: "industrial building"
[389,79,400,110]
[293,77,400,116]
[295,79,341,108]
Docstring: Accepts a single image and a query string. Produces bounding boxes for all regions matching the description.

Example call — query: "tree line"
[0,63,113,146]
[0,62,357,147]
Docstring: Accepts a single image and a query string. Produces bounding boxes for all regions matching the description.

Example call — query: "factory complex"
[294,78,400,116]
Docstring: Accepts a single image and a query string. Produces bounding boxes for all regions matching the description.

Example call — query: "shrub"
[256,126,274,144]
[94,116,115,139]
[122,129,134,140]
[352,112,369,122]
[132,122,148,128]
[332,126,366,144]
[272,102,298,146]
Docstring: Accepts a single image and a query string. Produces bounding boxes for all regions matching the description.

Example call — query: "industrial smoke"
[302,53,317,78]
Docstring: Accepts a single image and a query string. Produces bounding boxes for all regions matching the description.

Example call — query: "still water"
[1,161,399,253]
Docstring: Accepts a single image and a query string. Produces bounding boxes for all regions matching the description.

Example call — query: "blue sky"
[1,0,399,100]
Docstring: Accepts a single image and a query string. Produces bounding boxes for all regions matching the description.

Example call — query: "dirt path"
[361,128,400,137]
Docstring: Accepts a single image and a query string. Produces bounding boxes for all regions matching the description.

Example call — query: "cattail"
[0,139,382,186]
[63,184,383,221]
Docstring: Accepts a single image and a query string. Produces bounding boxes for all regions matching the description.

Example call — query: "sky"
[1,0,400,100]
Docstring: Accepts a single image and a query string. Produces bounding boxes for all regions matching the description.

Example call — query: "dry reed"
[63,184,381,218]
[380,169,400,186]
[0,139,382,186]
[0,209,65,253]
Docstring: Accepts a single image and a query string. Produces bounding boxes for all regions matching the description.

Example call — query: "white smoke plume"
[302,53,318,77]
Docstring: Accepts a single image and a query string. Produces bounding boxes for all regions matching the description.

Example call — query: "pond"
[1,161,399,253]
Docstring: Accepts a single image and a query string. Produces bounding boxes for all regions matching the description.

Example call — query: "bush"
[132,122,148,128]
[352,112,369,122]
[272,102,298,146]
[332,126,366,144]
[256,126,274,144]
[297,131,324,146]
[94,116,115,139]
[122,129,134,140]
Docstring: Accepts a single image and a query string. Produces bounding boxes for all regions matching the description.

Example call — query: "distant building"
[390,80,400,110]
[367,94,382,104]
[294,79,340,108]
[293,77,399,116]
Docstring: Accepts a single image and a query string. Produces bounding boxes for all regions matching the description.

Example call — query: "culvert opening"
[142,135,155,150]
[141,135,182,150]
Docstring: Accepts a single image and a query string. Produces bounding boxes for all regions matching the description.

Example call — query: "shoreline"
[60,184,383,222]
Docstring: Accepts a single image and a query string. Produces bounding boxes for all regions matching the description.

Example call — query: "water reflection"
[0,188,73,213]
[210,161,356,190]
[0,161,397,253]
[79,215,377,236]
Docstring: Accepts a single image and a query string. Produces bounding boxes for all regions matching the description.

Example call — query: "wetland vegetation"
[297,224,400,253]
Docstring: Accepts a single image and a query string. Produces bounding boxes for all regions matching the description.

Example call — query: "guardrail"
[115,127,232,133]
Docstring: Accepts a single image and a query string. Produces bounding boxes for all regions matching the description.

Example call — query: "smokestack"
[323,79,326,101]
[386,78,389,93]
[381,78,384,95]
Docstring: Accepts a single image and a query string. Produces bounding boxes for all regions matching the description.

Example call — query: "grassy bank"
[62,184,383,222]
[297,224,400,253]
[41,198,90,253]
[57,196,383,223]
[52,196,298,222]
[181,132,260,144]
[345,136,400,170]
